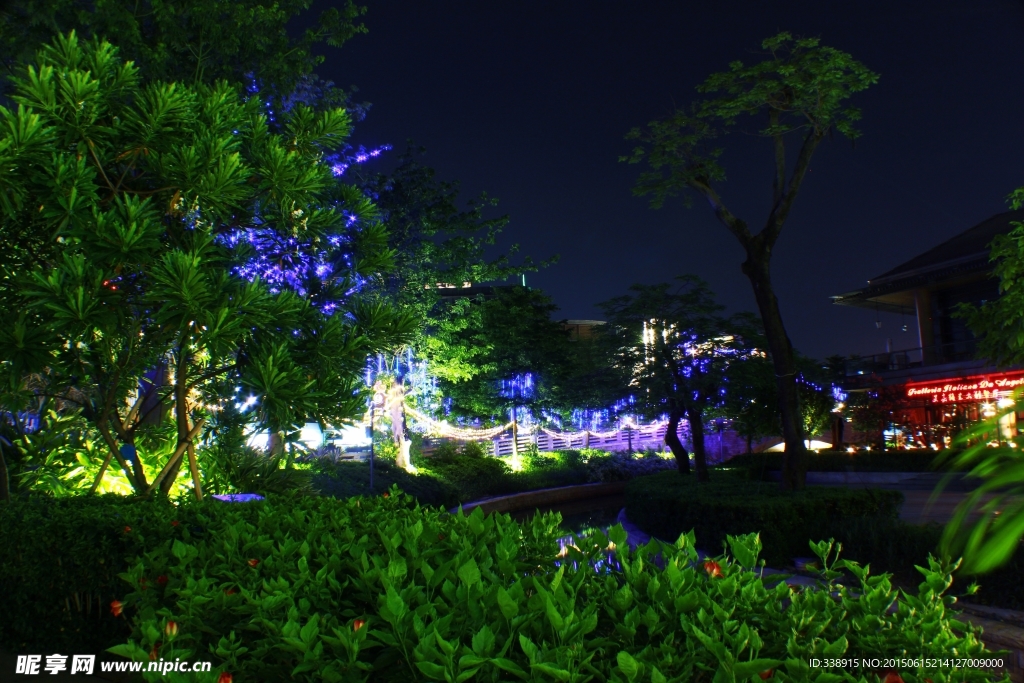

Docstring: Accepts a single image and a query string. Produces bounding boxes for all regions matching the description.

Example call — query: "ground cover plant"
[625,470,905,567]
[625,470,1024,610]
[1,490,1004,682]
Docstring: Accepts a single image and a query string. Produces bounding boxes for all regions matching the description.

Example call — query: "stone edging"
[450,481,627,515]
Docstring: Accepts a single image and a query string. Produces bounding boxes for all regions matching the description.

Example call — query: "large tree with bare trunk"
[624,33,878,489]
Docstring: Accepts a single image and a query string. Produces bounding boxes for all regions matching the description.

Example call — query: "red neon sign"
[905,371,1024,404]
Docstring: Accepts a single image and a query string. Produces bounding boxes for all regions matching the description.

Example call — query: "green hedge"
[724,450,967,475]
[826,516,1024,610]
[0,491,1000,682]
[625,471,904,566]
[625,471,1024,609]
[0,495,199,652]
[312,460,461,508]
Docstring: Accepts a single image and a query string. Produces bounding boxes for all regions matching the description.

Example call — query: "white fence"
[477,423,672,457]
[421,422,772,465]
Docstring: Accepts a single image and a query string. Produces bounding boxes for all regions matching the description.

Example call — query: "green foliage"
[7,409,196,496]
[426,286,573,419]
[935,394,1024,575]
[820,517,1024,611]
[200,442,316,497]
[0,494,192,652]
[312,460,460,510]
[0,0,367,99]
[725,450,971,475]
[624,32,879,211]
[625,470,903,566]
[420,453,513,503]
[358,148,542,342]
[722,351,780,444]
[88,493,1007,681]
[1,492,1007,680]
[598,275,759,477]
[0,33,413,495]
[959,189,1024,365]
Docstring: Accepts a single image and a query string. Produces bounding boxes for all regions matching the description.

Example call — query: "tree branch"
[691,181,753,247]
[185,363,236,391]
[771,111,785,209]
[762,128,824,249]
[86,139,117,194]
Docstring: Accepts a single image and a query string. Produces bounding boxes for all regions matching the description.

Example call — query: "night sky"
[312,0,1024,360]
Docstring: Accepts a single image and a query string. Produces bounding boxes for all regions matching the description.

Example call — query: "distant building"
[562,319,606,341]
[832,209,1024,446]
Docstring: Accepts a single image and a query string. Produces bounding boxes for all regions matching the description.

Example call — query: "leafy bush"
[583,451,676,482]
[10,410,193,496]
[724,450,969,476]
[202,442,316,496]
[0,495,195,652]
[430,440,488,463]
[626,470,903,566]
[2,492,1007,682]
[827,516,1024,610]
[106,492,998,682]
[313,460,460,509]
[419,454,513,502]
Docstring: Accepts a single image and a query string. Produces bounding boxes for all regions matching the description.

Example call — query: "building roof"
[832,209,1024,311]
[869,209,1024,285]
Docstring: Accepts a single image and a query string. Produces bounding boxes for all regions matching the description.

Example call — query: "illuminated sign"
[905,371,1024,404]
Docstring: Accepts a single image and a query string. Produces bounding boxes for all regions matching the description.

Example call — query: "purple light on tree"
[330,144,392,176]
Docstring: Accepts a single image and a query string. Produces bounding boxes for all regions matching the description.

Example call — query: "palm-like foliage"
[0,33,414,498]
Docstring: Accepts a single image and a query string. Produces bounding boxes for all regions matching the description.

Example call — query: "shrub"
[827,515,1024,610]
[1,492,1005,682]
[625,470,903,566]
[110,494,996,682]
[724,450,969,476]
[202,444,316,496]
[0,495,197,652]
[312,460,459,509]
[583,451,676,482]
[419,454,512,502]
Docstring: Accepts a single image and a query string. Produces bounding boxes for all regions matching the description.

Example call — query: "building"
[832,209,1024,447]
[562,319,606,341]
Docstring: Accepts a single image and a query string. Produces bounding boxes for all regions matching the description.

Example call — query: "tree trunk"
[389,383,411,470]
[665,409,690,475]
[741,248,807,489]
[746,433,753,455]
[97,421,141,493]
[162,347,191,496]
[687,406,710,483]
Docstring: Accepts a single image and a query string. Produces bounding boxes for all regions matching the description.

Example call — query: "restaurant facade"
[832,209,1024,447]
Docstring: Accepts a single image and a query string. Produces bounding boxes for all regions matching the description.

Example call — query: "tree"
[426,287,572,440]
[961,190,1024,365]
[624,33,878,489]
[350,147,546,466]
[599,276,754,481]
[0,33,412,497]
[0,0,366,99]
[722,350,779,454]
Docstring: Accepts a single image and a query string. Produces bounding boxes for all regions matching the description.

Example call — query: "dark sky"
[313,0,1024,360]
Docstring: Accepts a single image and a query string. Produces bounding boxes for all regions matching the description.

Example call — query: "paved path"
[802,472,1021,525]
